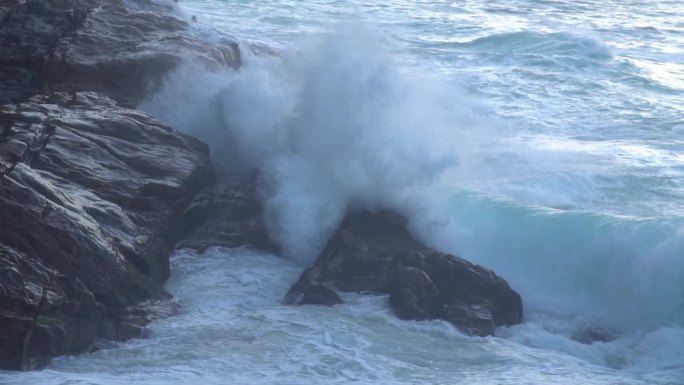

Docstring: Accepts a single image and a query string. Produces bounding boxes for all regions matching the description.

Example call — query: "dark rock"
[0,91,212,370]
[285,210,523,336]
[47,0,240,105]
[176,178,277,253]
[0,0,239,106]
[389,266,444,320]
[0,0,96,104]
[299,284,344,306]
[571,325,616,344]
[0,244,101,370]
[0,0,243,372]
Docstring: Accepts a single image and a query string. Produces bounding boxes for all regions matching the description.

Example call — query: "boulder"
[285,210,523,336]
[0,91,212,370]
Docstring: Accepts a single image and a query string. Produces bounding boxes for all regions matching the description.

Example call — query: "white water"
[4,0,684,383]
[3,248,681,385]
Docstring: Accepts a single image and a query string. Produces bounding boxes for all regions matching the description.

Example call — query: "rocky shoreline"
[0,0,523,370]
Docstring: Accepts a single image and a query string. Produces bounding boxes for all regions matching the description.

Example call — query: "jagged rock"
[0,91,212,370]
[0,0,242,372]
[0,244,101,370]
[285,210,523,336]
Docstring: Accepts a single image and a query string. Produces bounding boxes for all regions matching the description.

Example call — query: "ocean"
[4,0,684,383]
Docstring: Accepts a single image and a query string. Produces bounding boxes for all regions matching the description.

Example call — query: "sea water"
[3,0,683,383]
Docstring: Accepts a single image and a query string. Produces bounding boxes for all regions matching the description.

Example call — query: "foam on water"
[3,248,682,385]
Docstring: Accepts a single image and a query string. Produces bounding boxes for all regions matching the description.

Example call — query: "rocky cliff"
[0,0,238,370]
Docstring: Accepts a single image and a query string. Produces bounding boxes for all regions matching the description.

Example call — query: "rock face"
[0,0,239,106]
[285,210,523,336]
[0,91,212,370]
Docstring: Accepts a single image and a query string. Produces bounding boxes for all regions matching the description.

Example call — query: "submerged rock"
[285,210,523,336]
[0,91,212,370]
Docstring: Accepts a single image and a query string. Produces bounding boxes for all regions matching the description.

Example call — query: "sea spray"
[143,25,503,263]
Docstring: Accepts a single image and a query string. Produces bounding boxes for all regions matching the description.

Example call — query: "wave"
[456,31,612,58]
[411,193,684,332]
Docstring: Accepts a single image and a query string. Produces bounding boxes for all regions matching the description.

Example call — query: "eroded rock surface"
[285,210,523,336]
[0,91,212,370]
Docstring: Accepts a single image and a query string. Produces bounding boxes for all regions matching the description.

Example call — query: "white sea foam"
[4,248,682,385]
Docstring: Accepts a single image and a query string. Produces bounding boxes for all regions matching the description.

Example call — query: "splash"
[143,25,501,263]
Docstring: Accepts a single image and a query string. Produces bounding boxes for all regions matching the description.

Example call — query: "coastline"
[0,0,525,371]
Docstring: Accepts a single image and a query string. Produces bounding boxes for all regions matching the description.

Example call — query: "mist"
[142,25,501,263]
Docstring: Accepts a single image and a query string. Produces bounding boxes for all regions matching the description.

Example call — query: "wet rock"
[0,0,95,104]
[176,178,277,253]
[0,91,212,370]
[285,210,523,336]
[47,0,240,105]
[0,0,241,372]
[299,284,344,306]
[0,244,101,370]
[571,325,616,344]
[0,0,239,106]
[389,266,444,320]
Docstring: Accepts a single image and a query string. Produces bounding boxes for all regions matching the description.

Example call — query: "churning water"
[4,0,684,383]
